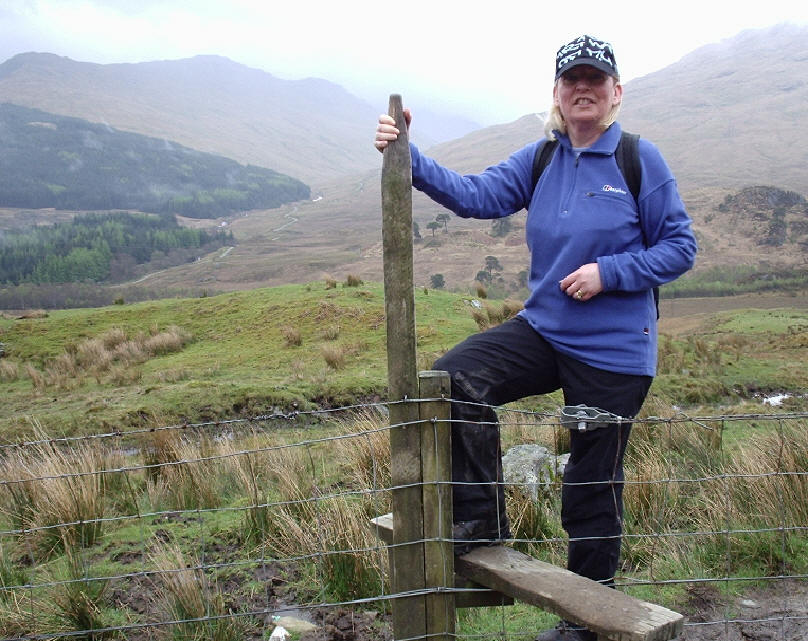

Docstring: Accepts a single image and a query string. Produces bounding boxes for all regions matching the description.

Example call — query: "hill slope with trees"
[0,211,232,286]
[0,103,310,216]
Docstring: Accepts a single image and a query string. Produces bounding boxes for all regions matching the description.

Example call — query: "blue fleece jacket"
[410,122,697,376]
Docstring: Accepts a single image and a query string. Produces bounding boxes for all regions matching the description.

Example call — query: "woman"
[375,35,697,641]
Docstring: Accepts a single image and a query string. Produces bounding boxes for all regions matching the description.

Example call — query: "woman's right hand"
[374,108,412,152]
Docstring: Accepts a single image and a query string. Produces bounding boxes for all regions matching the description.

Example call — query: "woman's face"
[553,64,622,131]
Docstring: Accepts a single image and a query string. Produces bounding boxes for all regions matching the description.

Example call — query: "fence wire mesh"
[0,402,806,641]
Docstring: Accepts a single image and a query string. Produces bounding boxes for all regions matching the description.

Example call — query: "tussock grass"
[143,326,191,355]
[24,363,45,391]
[0,429,107,558]
[75,337,114,371]
[0,407,804,638]
[257,410,391,602]
[143,431,233,510]
[1,284,805,443]
[23,326,193,392]
[151,543,245,641]
[499,411,808,589]
[321,344,346,370]
[156,368,192,383]
[320,324,340,341]
[0,360,19,382]
[281,326,302,347]
[345,274,363,287]
[470,308,488,331]
[46,541,110,639]
[99,327,127,349]
[502,298,525,319]
[484,301,504,326]
[333,409,391,496]
[471,298,525,331]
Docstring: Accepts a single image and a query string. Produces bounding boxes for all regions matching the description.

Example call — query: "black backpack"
[530,131,659,318]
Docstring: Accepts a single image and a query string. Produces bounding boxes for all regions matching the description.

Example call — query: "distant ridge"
[619,23,808,194]
[421,23,808,197]
[0,53,381,184]
[0,25,806,298]
[1,24,806,194]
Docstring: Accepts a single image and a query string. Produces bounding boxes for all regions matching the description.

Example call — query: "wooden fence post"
[419,370,455,641]
[381,93,425,641]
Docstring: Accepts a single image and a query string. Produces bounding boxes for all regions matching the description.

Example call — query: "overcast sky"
[2,0,807,125]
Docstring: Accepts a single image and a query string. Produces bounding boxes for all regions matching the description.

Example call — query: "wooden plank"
[419,371,454,641]
[455,546,683,641]
[382,93,424,641]
[370,513,513,608]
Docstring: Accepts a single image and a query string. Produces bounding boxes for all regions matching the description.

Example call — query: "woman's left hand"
[560,263,603,302]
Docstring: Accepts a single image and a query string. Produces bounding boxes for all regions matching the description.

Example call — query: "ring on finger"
[576,290,584,299]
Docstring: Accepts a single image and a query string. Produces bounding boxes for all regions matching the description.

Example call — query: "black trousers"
[433,316,652,584]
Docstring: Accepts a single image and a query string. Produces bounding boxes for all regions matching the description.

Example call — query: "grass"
[0,282,485,440]
[1,429,107,558]
[0,281,806,637]
[0,412,395,638]
[2,283,806,441]
[0,406,804,640]
[150,544,247,641]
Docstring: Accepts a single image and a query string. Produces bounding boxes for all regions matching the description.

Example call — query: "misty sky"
[2,0,807,125]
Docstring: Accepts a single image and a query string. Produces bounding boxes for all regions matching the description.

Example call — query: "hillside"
[619,23,808,195]
[417,24,808,198]
[0,102,309,215]
[0,25,806,303]
[0,282,806,438]
[2,24,806,194]
[0,54,382,185]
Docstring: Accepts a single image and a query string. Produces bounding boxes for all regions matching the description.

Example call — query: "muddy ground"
[676,580,808,641]
[290,579,808,641]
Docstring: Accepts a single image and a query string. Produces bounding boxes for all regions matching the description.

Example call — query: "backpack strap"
[530,138,559,192]
[616,131,659,318]
[530,131,640,198]
[614,132,641,202]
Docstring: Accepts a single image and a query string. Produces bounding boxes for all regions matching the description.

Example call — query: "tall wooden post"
[381,94,425,640]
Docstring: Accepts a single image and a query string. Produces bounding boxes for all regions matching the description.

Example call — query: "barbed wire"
[3,396,801,452]
[0,400,806,641]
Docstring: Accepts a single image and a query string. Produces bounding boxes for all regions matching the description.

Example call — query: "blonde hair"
[544,76,622,140]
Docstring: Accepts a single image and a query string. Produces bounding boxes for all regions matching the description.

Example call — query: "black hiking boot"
[535,620,597,641]
[452,519,509,556]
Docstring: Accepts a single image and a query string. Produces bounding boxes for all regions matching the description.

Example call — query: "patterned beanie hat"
[555,35,618,79]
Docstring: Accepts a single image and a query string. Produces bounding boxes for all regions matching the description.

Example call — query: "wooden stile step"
[371,513,683,641]
[456,545,682,641]
[370,513,513,608]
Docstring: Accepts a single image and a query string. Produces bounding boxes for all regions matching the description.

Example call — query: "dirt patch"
[299,609,391,641]
[677,580,808,640]
[259,579,808,641]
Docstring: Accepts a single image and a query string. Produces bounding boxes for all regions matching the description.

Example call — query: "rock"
[269,626,290,641]
[273,616,319,634]
[502,444,567,501]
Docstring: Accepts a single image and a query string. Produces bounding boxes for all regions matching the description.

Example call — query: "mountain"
[619,23,808,195]
[171,23,806,296]
[1,23,805,194]
[0,53,383,185]
[0,24,806,302]
[0,102,309,216]
[418,24,808,198]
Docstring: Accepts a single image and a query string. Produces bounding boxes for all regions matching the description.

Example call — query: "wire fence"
[0,401,807,641]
